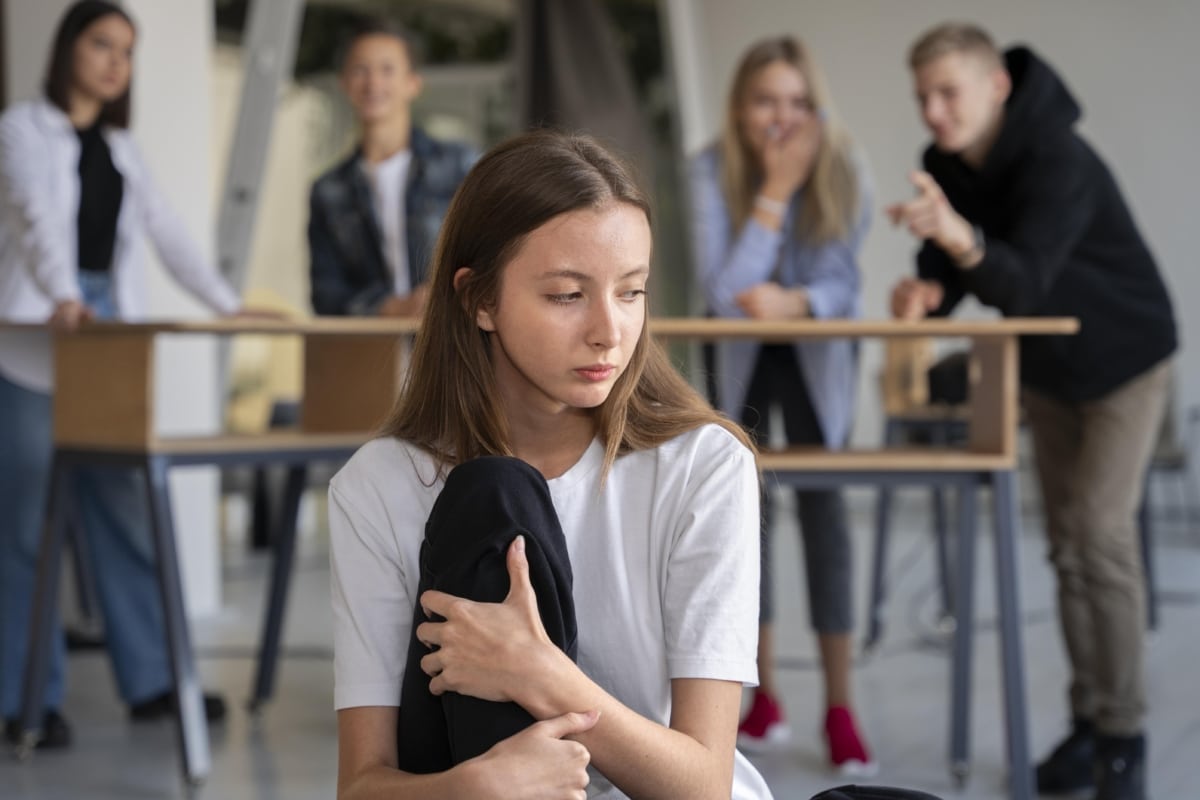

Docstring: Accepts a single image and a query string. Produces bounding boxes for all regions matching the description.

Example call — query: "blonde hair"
[383,129,754,477]
[909,22,1003,70]
[720,36,859,244]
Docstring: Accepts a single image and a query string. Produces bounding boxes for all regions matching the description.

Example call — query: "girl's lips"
[575,365,616,382]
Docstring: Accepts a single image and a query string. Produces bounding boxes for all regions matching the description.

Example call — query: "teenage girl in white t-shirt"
[329,129,773,799]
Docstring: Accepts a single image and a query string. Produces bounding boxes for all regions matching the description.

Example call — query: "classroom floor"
[3,488,1198,799]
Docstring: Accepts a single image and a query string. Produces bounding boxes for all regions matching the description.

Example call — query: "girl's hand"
[417,535,561,706]
[465,710,598,800]
[761,118,822,201]
[735,282,809,320]
[48,300,93,332]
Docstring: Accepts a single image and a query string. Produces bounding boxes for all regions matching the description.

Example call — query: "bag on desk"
[926,351,970,405]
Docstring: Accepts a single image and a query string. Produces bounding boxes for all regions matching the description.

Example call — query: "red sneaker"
[825,706,877,776]
[737,690,790,750]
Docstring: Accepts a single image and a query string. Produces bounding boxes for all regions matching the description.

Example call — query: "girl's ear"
[454,267,496,331]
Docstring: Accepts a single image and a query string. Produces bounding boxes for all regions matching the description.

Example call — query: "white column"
[661,0,714,158]
[4,0,223,616]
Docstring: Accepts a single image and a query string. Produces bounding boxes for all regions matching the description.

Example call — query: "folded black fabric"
[810,786,944,800]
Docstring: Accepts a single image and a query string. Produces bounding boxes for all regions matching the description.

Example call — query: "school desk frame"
[8,316,1076,799]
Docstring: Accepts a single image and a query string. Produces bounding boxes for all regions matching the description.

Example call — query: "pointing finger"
[910,170,944,200]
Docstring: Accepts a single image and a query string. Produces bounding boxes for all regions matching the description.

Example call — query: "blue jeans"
[0,273,170,717]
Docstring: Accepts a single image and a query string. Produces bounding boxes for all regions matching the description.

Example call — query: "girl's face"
[474,203,651,421]
[71,14,134,105]
[737,59,815,156]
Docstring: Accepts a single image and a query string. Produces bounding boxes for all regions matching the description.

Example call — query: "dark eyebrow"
[538,267,649,281]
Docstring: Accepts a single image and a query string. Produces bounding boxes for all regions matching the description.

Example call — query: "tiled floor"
[3,491,1198,799]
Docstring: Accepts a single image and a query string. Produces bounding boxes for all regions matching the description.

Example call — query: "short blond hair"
[909,22,1003,70]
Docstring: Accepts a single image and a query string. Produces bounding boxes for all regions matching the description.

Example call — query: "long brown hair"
[44,1,134,129]
[720,36,858,244]
[383,129,753,475]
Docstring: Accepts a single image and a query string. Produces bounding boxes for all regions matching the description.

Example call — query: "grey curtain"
[516,0,652,167]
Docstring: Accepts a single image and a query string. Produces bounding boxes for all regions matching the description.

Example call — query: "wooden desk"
[653,316,1078,800]
[10,316,1075,797]
[10,318,419,787]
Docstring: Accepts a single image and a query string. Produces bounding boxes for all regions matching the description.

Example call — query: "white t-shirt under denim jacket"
[330,423,774,799]
[0,98,240,393]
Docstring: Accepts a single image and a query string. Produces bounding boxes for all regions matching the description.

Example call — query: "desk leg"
[949,477,977,786]
[16,457,72,757]
[250,464,306,712]
[865,420,901,651]
[143,456,210,786]
[992,470,1033,800]
[931,425,955,626]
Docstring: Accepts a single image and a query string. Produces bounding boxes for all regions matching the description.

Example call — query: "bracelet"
[754,194,788,216]
[953,224,986,268]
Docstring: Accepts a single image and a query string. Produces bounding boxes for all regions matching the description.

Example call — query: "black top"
[917,47,1176,403]
[76,123,123,273]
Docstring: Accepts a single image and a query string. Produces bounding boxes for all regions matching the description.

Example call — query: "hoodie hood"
[982,46,1081,175]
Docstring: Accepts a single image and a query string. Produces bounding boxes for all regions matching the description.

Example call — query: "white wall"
[669,0,1198,445]
[4,0,224,616]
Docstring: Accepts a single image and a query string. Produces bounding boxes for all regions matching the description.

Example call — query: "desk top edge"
[0,316,1079,337]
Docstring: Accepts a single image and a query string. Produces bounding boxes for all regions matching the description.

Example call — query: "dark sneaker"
[129,691,227,723]
[1094,733,1146,800]
[3,709,72,750]
[1035,718,1095,794]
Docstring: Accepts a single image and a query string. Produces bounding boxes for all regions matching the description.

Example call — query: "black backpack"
[810,786,943,800]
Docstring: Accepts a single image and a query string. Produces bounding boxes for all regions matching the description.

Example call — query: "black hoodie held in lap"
[915,46,1177,403]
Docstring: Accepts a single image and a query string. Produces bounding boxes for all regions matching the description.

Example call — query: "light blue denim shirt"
[687,144,872,448]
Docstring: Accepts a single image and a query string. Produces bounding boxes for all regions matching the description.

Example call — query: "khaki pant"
[1023,360,1171,735]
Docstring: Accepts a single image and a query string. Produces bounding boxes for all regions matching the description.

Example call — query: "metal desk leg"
[932,484,955,628]
[1137,471,1157,631]
[249,464,306,711]
[949,477,977,786]
[16,456,73,757]
[865,483,894,652]
[143,456,210,786]
[865,420,901,651]
[931,426,955,628]
[992,470,1034,800]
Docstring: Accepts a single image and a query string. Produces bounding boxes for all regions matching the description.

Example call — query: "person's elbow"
[980,277,1044,318]
[310,281,345,316]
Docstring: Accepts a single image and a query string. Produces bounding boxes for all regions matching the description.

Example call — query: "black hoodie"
[917,46,1177,403]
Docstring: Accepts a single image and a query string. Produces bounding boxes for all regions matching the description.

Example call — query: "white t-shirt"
[329,423,772,800]
[360,148,413,296]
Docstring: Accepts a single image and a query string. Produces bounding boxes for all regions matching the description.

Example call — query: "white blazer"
[0,98,239,392]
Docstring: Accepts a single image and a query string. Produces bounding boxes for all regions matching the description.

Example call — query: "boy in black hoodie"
[887,22,1176,800]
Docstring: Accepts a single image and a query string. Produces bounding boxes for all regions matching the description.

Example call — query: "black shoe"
[1094,733,1146,800]
[1035,718,1095,794]
[3,709,72,750]
[129,691,227,723]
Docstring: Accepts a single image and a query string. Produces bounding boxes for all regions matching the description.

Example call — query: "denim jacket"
[308,127,476,315]
[688,144,872,448]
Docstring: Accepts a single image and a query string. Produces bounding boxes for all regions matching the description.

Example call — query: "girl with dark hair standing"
[330,129,771,799]
[0,1,243,747]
